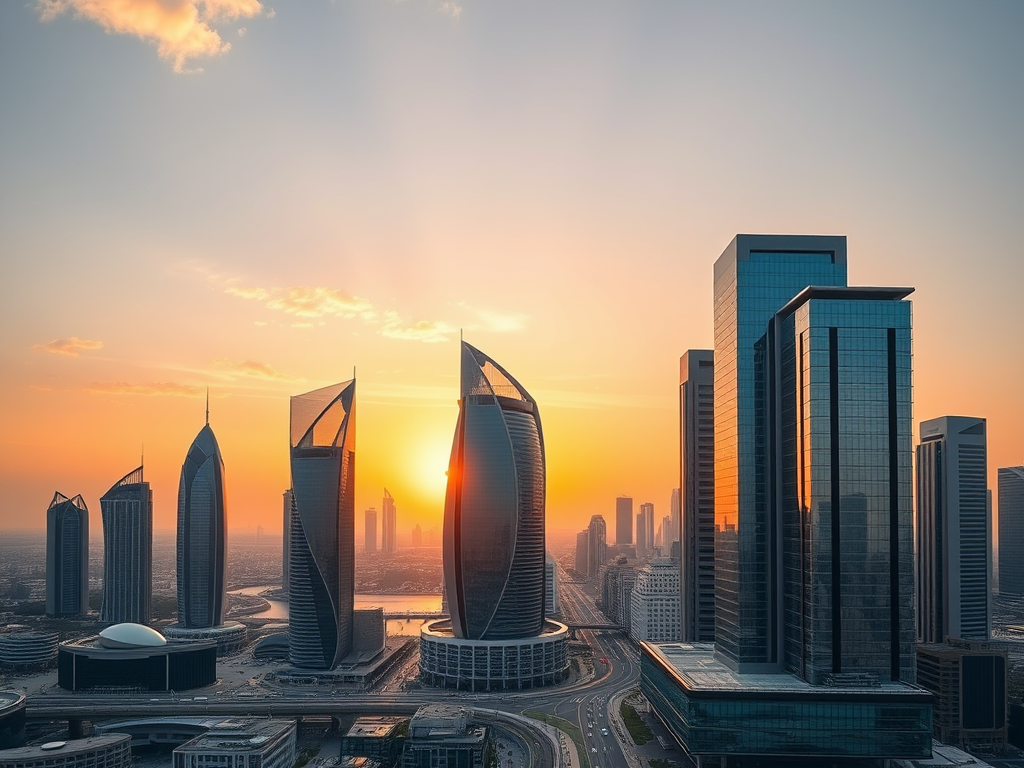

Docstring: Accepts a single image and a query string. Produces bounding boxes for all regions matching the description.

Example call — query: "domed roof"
[98,623,167,649]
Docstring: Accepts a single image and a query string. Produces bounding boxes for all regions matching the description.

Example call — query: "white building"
[172,719,295,768]
[629,558,681,642]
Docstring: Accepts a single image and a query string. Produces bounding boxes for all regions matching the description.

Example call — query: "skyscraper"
[917,416,990,643]
[364,508,377,553]
[998,466,1024,597]
[176,416,228,629]
[615,496,633,546]
[641,235,930,763]
[443,342,545,640]
[381,489,397,554]
[669,487,680,549]
[588,515,607,582]
[638,503,654,557]
[411,524,423,547]
[680,349,715,643]
[575,530,590,576]
[282,489,292,594]
[288,380,355,669]
[100,466,152,625]
[46,492,89,618]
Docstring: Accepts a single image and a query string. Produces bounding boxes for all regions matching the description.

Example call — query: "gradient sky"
[2,1,1022,538]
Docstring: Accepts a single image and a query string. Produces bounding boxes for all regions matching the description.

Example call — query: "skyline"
[2,2,1023,535]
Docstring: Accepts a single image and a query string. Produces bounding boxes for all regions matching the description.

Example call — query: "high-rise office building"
[998,466,1024,597]
[382,489,397,555]
[100,465,152,625]
[615,496,632,545]
[176,417,228,629]
[680,349,715,643]
[637,503,654,557]
[442,342,545,640]
[916,416,990,643]
[288,379,355,669]
[411,524,423,547]
[629,558,681,643]
[588,515,607,582]
[282,490,292,594]
[642,235,930,763]
[669,487,680,550]
[575,530,589,576]
[46,492,89,618]
[364,508,377,553]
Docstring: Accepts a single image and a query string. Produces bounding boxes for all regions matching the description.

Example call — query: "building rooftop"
[409,705,469,738]
[174,718,294,753]
[0,734,129,760]
[343,717,404,739]
[644,642,932,700]
[0,691,25,713]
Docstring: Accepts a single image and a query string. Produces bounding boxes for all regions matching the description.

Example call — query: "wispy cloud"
[32,337,104,357]
[213,358,294,381]
[380,314,456,343]
[266,286,374,319]
[36,0,266,73]
[87,381,203,396]
[438,1,462,19]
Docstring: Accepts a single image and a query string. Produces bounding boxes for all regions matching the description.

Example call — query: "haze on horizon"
[1,1,1022,537]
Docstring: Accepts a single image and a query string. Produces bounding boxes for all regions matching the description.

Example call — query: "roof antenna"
[141,444,144,477]
[205,387,210,426]
[353,365,356,381]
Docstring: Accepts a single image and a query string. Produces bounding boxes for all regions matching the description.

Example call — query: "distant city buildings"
[615,496,632,545]
[601,559,637,633]
[574,529,589,576]
[281,489,292,594]
[288,380,356,670]
[176,416,228,629]
[411,523,422,547]
[998,466,1024,597]
[916,416,990,643]
[100,465,152,625]
[382,489,397,555]
[587,515,607,582]
[637,502,654,558]
[629,558,681,642]
[669,487,680,552]
[679,349,715,643]
[45,492,89,618]
[364,507,377,553]
[642,235,931,762]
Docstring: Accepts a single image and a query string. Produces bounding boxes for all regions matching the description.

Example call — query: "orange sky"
[1,2,1022,537]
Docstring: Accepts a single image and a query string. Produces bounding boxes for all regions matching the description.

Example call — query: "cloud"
[225,286,270,301]
[87,381,203,396]
[213,358,293,380]
[32,337,104,357]
[36,0,264,73]
[438,1,462,18]
[380,314,456,343]
[472,308,527,333]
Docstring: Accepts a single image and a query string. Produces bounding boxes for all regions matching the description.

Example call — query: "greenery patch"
[619,701,653,746]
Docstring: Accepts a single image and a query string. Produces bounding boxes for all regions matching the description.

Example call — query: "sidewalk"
[608,688,644,768]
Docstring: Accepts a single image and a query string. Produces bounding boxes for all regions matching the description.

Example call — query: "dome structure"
[98,623,167,649]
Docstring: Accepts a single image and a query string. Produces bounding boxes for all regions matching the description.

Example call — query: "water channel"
[229,586,442,637]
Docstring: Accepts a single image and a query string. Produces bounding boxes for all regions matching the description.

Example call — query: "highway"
[26,564,638,768]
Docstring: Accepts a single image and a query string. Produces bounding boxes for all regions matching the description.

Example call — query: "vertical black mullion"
[888,327,901,681]
[829,326,841,674]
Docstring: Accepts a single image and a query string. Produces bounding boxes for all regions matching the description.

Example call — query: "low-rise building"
[0,629,58,670]
[403,705,487,768]
[172,718,296,768]
[0,735,131,768]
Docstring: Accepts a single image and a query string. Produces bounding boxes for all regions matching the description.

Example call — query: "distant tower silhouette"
[382,489,397,554]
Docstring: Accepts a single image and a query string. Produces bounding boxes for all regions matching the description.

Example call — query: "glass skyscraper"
[46,492,89,618]
[443,342,545,640]
[176,418,228,629]
[998,466,1024,597]
[288,379,355,669]
[916,416,990,643]
[615,496,633,545]
[100,466,152,625]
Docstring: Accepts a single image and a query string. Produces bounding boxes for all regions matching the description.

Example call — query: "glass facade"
[177,423,227,629]
[100,466,153,625]
[288,380,356,669]
[713,236,847,669]
[641,645,932,759]
[444,342,546,641]
[998,467,1024,597]
[46,492,89,618]
[776,293,915,684]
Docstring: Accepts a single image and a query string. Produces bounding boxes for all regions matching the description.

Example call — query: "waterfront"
[229,586,442,636]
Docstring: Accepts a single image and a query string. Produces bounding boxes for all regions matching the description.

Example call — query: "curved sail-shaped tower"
[176,420,227,629]
[288,379,356,669]
[443,342,546,640]
[100,466,152,624]
[46,492,89,617]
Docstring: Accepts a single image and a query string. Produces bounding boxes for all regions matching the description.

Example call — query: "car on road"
[601,728,609,736]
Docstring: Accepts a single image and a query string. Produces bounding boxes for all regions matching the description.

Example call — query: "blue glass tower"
[443,342,546,641]
[100,466,152,625]
[176,415,228,629]
[46,492,89,618]
[288,380,355,669]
